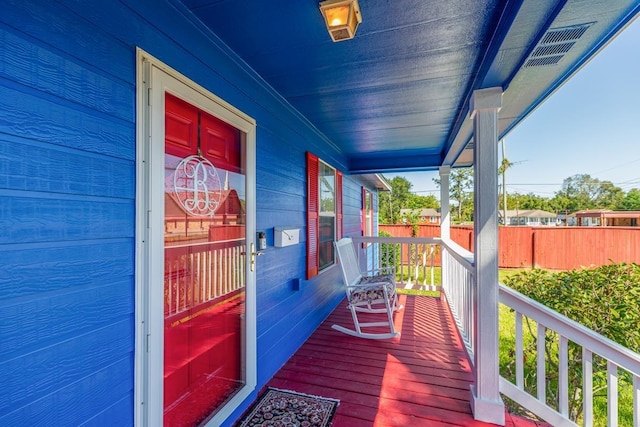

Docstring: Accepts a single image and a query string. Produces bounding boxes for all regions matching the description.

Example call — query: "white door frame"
[135,48,257,427]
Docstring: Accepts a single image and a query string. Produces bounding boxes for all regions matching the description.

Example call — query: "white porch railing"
[353,236,640,427]
[351,236,441,291]
[440,238,476,362]
[351,236,475,357]
[164,239,246,317]
[499,284,640,427]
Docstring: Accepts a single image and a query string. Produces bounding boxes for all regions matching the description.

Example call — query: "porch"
[265,293,548,427]
[257,236,640,427]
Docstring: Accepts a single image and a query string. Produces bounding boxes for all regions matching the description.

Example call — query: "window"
[307,152,342,279]
[362,187,373,238]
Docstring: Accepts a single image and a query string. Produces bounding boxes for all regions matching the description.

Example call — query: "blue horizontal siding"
[0,79,134,160]
[0,240,133,300]
[0,0,380,425]
[255,266,344,381]
[0,319,133,415]
[80,394,135,427]
[1,1,137,424]
[0,357,133,427]
[0,134,134,198]
[0,24,133,122]
[0,279,133,359]
[1,1,133,82]
[0,195,133,244]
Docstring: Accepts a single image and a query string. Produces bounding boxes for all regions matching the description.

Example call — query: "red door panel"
[165,93,198,159]
[200,109,241,173]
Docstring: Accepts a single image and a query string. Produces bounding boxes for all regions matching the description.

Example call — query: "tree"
[498,141,514,223]
[508,192,554,212]
[378,176,414,224]
[597,180,625,209]
[617,188,640,210]
[434,167,473,223]
[499,156,513,222]
[552,174,624,211]
[379,176,440,224]
[405,193,439,210]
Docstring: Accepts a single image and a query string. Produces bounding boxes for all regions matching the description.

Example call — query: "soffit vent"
[524,23,594,68]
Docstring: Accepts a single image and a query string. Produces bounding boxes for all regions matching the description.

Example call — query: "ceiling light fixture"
[319,0,362,42]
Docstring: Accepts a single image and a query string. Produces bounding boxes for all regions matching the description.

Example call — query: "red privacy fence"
[379,224,640,270]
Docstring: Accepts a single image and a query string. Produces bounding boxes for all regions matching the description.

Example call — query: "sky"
[387,16,640,200]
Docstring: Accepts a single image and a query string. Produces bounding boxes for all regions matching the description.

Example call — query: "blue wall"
[0,0,379,425]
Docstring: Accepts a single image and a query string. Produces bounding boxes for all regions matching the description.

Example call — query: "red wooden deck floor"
[266,294,550,427]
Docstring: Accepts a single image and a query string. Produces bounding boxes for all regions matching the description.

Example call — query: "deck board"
[264,294,551,427]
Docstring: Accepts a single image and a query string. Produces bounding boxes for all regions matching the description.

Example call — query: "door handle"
[247,243,264,271]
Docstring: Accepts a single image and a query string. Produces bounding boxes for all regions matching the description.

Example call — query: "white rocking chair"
[332,237,403,339]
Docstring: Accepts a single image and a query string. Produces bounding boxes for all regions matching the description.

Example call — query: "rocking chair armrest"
[347,281,389,289]
[348,277,395,290]
[363,267,396,275]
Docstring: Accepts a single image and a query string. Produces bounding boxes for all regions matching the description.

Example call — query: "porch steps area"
[266,294,550,427]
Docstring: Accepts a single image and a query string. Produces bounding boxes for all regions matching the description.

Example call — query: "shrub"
[378,230,399,271]
[504,264,640,352]
[501,263,640,424]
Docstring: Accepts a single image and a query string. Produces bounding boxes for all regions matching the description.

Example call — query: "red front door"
[163,93,247,426]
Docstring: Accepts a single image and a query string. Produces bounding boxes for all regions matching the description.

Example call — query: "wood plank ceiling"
[182,0,640,174]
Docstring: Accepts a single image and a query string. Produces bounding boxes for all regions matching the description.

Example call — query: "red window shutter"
[361,186,366,236]
[336,170,343,240]
[306,152,319,279]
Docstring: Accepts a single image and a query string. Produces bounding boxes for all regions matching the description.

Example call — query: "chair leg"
[332,286,401,339]
[383,291,397,336]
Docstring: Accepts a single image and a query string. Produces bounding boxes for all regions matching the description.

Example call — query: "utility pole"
[501,139,508,226]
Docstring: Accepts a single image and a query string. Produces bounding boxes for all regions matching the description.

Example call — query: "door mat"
[236,387,339,427]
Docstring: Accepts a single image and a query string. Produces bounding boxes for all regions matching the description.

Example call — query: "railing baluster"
[167,259,173,316]
[516,312,524,388]
[429,245,435,290]
[210,249,215,298]
[559,335,569,417]
[399,242,405,286]
[178,254,183,312]
[189,251,195,310]
[234,248,238,292]
[225,247,230,294]
[197,251,203,306]
[409,243,414,285]
[537,323,546,403]
[608,361,618,427]
[469,268,475,360]
[634,374,640,427]
[214,249,219,298]
[421,244,425,285]
[584,348,593,427]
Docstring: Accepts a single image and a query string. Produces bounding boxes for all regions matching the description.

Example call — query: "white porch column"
[469,87,505,425]
[439,166,451,241]
[439,166,451,305]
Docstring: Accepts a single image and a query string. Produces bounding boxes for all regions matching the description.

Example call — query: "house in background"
[575,209,640,226]
[556,211,578,226]
[400,208,441,225]
[1,1,639,426]
[499,209,559,226]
